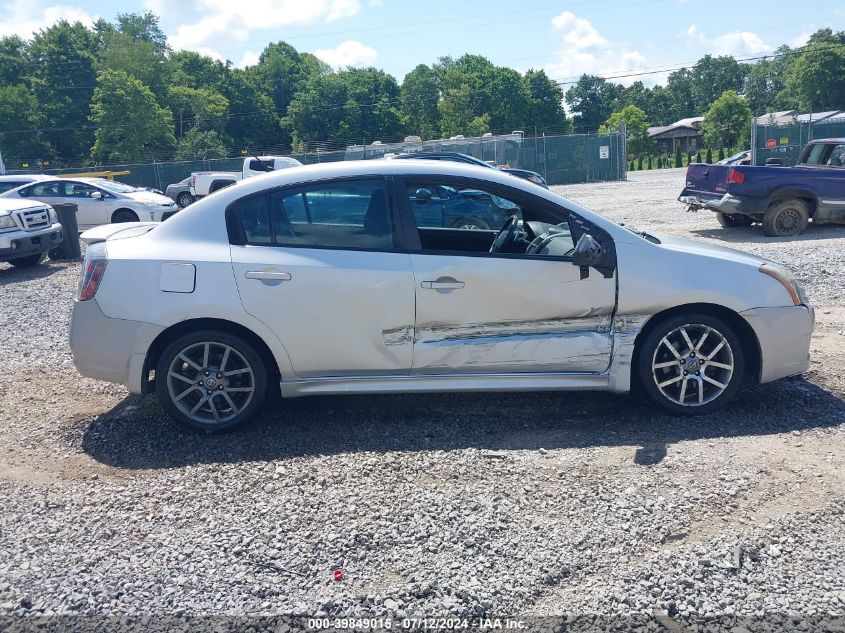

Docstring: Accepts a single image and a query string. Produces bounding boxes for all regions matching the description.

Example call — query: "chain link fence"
[752,114,845,166]
[5,131,626,190]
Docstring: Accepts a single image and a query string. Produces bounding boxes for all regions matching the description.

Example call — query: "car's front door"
[61,181,110,228]
[398,176,618,375]
[229,177,416,379]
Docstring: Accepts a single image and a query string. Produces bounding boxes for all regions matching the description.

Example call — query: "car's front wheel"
[156,330,268,432]
[176,192,194,208]
[637,313,745,416]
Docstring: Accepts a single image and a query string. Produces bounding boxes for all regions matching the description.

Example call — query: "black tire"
[176,192,194,208]
[450,217,490,230]
[762,199,809,237]
[155,330,268,433]
[636,313,745,416]
[8,252,46,267]
[112,209,139,223]
[716,212,753,228]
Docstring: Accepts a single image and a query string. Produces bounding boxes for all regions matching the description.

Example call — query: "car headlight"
[0,214,16,230]
[138,200,159,207]
[48,208,58,223]
[759,263,807,306]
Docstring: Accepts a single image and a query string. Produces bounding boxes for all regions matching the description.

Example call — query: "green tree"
[675,146,683,168]
[744,47,791,114]
[599,105,651,156]
[706,147,713,163]
[90,69,176,162]
[28,20,101,161]
[0,86,53,159]
[647,155,652,169]
[98,31,170,99]
[220,69,284,151]
[167,86,229,138]
[718,147,725,161]
[400,64,440,138]
[701,90,752,150]
[0,36,31,86]
[523,69,567,132]
[283,67,403,148]
[255,42,328,121]
[637,156,643,170]
[780,29,845,110]
[176,129,228,160]
[565,74,621,132]
[689,55,748,113]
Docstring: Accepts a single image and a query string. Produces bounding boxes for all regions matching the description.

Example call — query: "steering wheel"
[489,215,521,253]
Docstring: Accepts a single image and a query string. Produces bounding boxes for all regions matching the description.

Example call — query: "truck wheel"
[716,213,753,228]
[156,329,268,433]
[450,217,490,230]
[762,199,809,237]
[112,209,139,223]
[8,252,46,267]
[176,192,194,208]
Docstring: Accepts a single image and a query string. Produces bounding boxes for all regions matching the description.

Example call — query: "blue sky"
[3,0,844,85]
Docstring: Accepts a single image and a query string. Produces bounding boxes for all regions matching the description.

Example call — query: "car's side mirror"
[91,191,103,200]
[415,188,433,203]
[572,233,604,279]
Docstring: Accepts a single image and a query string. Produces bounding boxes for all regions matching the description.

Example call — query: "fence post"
[750,115,757,166]
[620,122,627,181]
[542,133,548,182]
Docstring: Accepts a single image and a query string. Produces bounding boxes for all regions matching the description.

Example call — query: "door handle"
[245,271,292,281]
[421,277,464,290]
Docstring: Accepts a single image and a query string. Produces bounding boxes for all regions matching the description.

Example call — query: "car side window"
[65,182,99,198]
[0,182,26,194]
[403,178,576,258]
[20,182,63,197]
[232,179,395,250]
[827,144,845,167]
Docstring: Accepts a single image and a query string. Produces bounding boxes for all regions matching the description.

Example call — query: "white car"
[69,160,814,432]
[0,177,179,230]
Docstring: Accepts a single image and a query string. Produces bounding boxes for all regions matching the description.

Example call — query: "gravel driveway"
[1,168,843,629]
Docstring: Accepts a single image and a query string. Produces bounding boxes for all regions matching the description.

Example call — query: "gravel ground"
[1,168,843,629]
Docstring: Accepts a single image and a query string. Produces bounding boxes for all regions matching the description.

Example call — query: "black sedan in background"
[391,151,549,188]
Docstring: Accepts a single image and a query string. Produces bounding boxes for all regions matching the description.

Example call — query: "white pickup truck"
[190,156,303,199]
[0,198,63,267]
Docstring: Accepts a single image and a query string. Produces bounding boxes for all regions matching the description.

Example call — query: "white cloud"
[711,31,769,56]
[315,40,377,68]
[238,50,260,68]
[0,0,95,38]
[169,0,363,52]
[551,11,607,49]
[545,12,650,87]
[684,25,770,57]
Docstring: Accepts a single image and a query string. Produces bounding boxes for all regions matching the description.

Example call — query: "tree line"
[0,12,843,166]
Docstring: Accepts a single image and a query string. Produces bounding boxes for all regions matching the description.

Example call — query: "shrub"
[706,147,713,163]
[675,146,683,168]
[696,149,702,163]
[647,155,652,169]
[637,155,643,170]
[718,147,725,161]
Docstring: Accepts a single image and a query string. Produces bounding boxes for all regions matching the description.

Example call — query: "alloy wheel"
[651,323,734,407]
[166,341,256,425]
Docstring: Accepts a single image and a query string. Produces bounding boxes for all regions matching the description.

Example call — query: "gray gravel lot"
[0,168,843,628]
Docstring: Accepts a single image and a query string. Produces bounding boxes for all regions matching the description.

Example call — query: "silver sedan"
[69,160,814,432]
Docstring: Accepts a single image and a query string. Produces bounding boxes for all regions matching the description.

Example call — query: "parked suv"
[0,198,63,267]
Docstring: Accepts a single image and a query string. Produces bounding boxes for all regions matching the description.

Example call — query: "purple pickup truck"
[679,138,845,237]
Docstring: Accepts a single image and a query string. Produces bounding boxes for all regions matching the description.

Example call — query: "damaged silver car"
[69,160,814,432]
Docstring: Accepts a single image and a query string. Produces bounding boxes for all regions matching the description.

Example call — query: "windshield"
[93,179,138,193]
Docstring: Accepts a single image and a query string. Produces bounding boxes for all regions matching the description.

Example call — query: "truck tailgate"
[680,163,731,199]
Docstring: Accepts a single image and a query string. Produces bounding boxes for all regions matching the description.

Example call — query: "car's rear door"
[229,177,416,378]
[396,175,618,375]
[61,181,109,228]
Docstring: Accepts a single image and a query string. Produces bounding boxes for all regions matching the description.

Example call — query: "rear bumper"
[741,304,815,383]
[0,224,63,257]
[70,298,164,394]
[679,192,769,215]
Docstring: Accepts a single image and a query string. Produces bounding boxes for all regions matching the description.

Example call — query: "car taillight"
[78,242,108,301]
[727,168,745,184]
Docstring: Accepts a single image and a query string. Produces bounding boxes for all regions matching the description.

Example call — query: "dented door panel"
[409,254,617,374]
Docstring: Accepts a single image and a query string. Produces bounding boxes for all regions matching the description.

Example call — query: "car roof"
[392,152,493,167]
[0,174,51,182]
[808,138,845,144]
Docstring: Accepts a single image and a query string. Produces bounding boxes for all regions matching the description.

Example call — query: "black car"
[391,151,549,188]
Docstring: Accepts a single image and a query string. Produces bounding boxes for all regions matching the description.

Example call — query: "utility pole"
[0,146,6,175]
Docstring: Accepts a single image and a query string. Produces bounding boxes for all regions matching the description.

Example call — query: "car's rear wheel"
[156,330,267,433]
[637,313,745,416]
[176,192,194,208]
[762,199,809,237]
[716,212,753,228]
[7,252,46,267]
[112,209,139,223]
